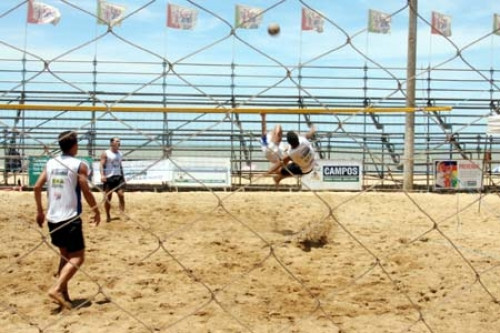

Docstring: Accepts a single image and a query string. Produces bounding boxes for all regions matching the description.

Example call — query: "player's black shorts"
[280,163,304,176]
[48,217,85,253]
[103,175,125,192]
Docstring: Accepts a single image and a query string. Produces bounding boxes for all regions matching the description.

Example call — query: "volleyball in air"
[268,23,280,36]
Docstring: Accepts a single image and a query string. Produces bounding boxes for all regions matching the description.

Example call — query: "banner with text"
[92,157,230,187]
[301,160,363,190]
[433,159,482,190]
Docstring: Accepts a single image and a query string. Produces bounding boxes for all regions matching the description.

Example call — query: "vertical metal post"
[162,60,170,158]
[91,57,98,159]
[403,0,418,190]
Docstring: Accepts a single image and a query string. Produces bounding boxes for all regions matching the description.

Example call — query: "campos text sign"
[302,160,363,190]
[433,159,482,190]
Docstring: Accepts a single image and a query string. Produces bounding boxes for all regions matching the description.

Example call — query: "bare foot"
[48,289,72,310]
[62,290,71,303]
[273,174,282,187]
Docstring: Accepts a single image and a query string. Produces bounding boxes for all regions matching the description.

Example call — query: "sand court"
[1,191,500,332]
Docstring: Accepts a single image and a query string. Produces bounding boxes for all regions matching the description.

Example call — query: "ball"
[268,23,280,36]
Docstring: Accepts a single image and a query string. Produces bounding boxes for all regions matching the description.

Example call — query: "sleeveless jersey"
[45,155,83,223]
[103,149,123,177]
[288,136,316,173]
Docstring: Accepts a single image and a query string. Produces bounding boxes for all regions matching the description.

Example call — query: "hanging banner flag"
[27,0,61,25]
[431,11,451,37]
[167,3,198,30]
[235,4,263,29]
[97,0,126,27]
[301,7,324,33]
[493,14,500,36]
[368,9,391,34]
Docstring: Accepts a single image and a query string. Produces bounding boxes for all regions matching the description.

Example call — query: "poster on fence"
[92,158,230,187]
[28,156,94,186]
[301,160,363,191]
[169,157,231,188]
[433,159,482,190]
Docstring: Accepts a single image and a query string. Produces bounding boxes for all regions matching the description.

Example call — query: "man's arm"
[100,151,107,183]
[33,170,47,227]
[79,163,101,226]
[261,113,267,137]
[120,160,125,183]
[304,125,316,140]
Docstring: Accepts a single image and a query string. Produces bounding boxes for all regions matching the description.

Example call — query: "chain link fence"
[2,0,500,332]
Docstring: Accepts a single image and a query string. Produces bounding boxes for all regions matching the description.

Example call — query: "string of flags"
[24,1,500,38]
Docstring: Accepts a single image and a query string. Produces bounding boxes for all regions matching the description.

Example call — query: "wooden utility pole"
[403,0,418,190]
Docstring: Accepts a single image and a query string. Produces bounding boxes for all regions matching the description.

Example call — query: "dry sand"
[1,190,500,332]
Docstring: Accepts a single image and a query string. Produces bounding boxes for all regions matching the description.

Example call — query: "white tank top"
[45,155,83,223]
[103,149,123,177]
[288,136,316,173]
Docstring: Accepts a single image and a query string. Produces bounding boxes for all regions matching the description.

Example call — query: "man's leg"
[117,188,125,214]
[55,252,70,302]
[104,191,113,222]
[48,249,85,309]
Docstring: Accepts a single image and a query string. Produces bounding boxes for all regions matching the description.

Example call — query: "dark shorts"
[280,163,303,176]
[103,175,125,192]
[48,218,85,253]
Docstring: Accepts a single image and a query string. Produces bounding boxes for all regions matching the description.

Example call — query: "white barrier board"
[93,157,231,187]
[92,159,172,185]
[302,160,363,191]
[169,157,231,188]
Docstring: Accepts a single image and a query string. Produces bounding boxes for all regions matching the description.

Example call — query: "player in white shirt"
[100,137,126,222]
[34,131,100,309]
[272,126,317,185]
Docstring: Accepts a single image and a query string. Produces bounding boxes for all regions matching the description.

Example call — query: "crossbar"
[0,104,452,114]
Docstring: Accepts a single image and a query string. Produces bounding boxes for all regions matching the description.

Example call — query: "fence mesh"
[2,0,500,332]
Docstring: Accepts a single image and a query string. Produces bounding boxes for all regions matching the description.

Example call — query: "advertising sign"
[433,159,482,190]
[92,159,172,185]
[169,157,231,188]
[92,157,230,187]
[301,160,363,191]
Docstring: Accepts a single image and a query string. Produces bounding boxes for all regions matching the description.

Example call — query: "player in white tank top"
[100,137,126,222]
[33,131,100,310]
[102,149,123,178]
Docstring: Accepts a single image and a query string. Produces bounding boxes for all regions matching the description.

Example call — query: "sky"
[1,0,500,67]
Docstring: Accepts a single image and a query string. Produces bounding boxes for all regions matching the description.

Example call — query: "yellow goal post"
[0,104,452,114]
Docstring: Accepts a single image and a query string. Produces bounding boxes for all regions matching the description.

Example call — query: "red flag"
[301,7,324,33]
